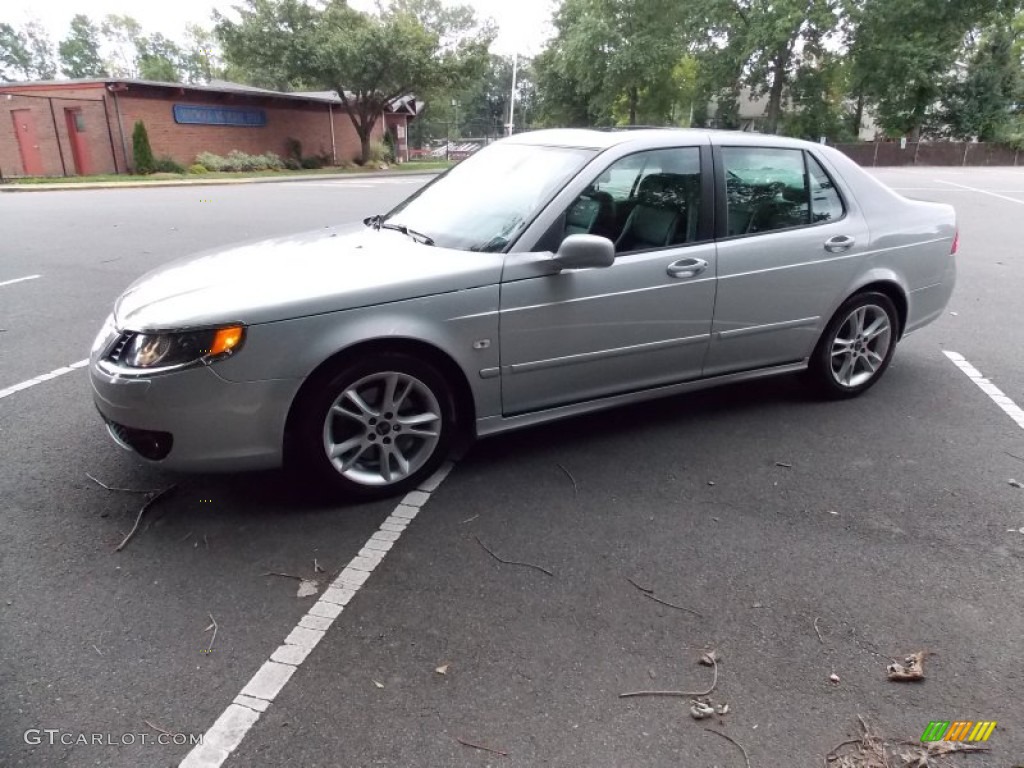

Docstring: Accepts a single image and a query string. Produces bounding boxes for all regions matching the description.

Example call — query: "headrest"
[636,173,690,209]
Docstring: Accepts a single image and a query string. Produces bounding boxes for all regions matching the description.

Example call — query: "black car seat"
[565,188,615,237]
[614,173,689,252]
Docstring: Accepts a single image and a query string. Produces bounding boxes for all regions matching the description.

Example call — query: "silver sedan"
[90,129,957,498]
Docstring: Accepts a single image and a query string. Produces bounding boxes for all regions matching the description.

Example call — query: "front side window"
[560,147,703,254]
[723,147,809,236]
[382,143,594,252]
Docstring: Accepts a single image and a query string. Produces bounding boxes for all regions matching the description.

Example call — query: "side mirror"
[554,234,615,270]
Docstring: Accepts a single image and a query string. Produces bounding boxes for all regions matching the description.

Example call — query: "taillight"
[951,229,959,254]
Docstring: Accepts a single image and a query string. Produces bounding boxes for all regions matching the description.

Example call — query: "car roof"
[504,128,819,152]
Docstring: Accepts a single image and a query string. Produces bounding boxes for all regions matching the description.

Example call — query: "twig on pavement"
[114,485,176,552]
[627,577,702,616]
[705,728,751,768]
[86,473,159,494]
[556,463,578,496]
[455,737,508,757]
[264,571,304,580]
[626,577,653,593]
[92,645,103,656]
[642,592,703,617]
[814,617,824,644]
[205,613,218,651]
[1006,451,1024,464]
[144,720,179,738]
[475,536,553,577]
[620,658,718,698]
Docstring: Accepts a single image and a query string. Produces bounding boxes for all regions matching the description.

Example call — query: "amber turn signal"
[209,326,244,356]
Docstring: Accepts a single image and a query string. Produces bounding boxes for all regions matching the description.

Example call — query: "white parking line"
[0,274,41,288]
[944,351,1024,430]
[0,359,89,400]
[179,461,456,768]
[935,180,1024,205]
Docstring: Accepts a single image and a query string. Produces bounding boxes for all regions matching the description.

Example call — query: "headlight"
[114,325,245,372]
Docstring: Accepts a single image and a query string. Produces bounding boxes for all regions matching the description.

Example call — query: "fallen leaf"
[689,699,715,720]
[435,663,449,675]
[296,579,319,598]
[829,673,840,684]
[887,650,925,681]
[372,680,384,688]
[699,649,720,666]
[715,703,730,715]
[1009,479,1023,489]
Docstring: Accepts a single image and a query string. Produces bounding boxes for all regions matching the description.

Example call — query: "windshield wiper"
[379,221,435,246]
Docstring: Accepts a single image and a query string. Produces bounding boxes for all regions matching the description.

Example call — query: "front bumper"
[90,358,302,473]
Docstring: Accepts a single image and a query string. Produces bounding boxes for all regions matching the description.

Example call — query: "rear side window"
[807,154,844,223]
[723,147,809,236]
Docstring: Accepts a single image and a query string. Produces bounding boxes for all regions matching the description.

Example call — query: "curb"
[0,169,444,193]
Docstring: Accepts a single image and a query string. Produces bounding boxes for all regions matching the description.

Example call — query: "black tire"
[290,353,456,500]
[807,291,899,399]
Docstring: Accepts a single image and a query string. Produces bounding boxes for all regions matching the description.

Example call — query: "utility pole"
[507,52,518,137]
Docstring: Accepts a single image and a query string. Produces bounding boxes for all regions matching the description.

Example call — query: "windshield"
[381,142,595,252]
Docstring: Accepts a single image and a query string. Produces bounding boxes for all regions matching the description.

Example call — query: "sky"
[4,0,556,57]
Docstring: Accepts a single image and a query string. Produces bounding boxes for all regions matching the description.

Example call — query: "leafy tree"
[942,24,1022,140]
[100,14,144,77]
[848,0,1012,139]
[536,0,688,126]
[58,14,106,78]
[181,24,224,84]
[1,23,32,81]
[136,33,184,81]
[132,120,155,174]
[22,21,56,79]
[216,0,492,164]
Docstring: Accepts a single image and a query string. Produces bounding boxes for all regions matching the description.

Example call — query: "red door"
[11,109,45,176]
[64,108,92,176]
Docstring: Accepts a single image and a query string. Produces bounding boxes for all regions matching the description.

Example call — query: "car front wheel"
[808,291,899,398]
[293,353,455,499]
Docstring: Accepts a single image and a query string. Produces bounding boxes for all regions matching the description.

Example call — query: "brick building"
[0,78,419,178]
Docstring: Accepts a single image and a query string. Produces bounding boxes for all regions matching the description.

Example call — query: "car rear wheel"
[292,353,455,499]
[808,291,898,399]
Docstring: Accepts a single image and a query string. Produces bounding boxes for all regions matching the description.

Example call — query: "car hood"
[114,226,506,330]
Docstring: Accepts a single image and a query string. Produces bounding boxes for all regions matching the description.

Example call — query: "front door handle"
[824,235,855,253]
[667,258,708,279]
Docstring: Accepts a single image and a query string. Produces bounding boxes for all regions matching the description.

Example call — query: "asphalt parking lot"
[1,166,1022,768]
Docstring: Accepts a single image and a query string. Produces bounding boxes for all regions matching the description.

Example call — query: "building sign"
[172,104,267,127]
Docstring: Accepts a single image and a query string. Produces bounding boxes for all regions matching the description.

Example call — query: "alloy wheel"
[322,371,442,486]
[829,304,893,388]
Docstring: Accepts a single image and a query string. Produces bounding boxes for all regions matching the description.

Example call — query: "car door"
[498,145,717,416]
[702,144,870,377]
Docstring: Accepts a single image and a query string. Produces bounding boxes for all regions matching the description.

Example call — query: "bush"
[300,155,325,169]
[367,140,391,164]
[188,163,208,175]
[285,137,302,161]
[283,157,301,171]
[195,152,227,172]
[382,131,396,162]
[154,156,185,174]
[132,120,155,174]
[193,151,284,172]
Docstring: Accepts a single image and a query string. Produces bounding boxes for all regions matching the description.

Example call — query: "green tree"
[101,14,143,77]
[1,23,32,81]
[136,33,184,81]
[536,0,688,126]
[848,0,1011,139]
[132,120,155,174]
[58,14,106,78]
[942,24,1022,140]
[181,24,224,84]
[216,0,492,164]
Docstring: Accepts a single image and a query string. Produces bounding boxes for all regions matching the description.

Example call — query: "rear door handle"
[667,258,708,279]
[824,235,855,253]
